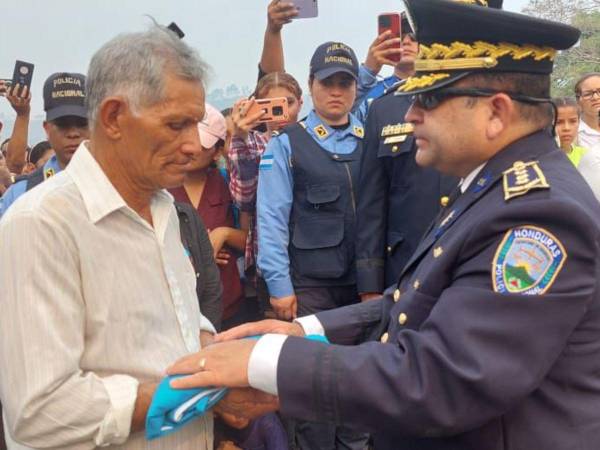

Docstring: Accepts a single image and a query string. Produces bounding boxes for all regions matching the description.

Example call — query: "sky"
[0,0,529,118]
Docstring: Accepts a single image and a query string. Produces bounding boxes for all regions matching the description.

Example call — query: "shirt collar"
[460,163,486,193]
[579,119,600,137]
[305,110,364,141]
[67,141,173,226]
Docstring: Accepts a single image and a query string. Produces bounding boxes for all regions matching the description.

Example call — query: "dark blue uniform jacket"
[277,131,600,450]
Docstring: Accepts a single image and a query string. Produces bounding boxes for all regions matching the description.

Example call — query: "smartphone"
[378,13,402,63]
[11,60,34,96]
[167,22,185,39]
[244,97,289,124]
[291,0,318,19]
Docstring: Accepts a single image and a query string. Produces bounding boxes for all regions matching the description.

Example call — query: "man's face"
[577,76,600,119]
[310,73,356,124]
[405,83,490,177]
[44,116,89,169]
[398,34,419,64]
[117,74,205,190]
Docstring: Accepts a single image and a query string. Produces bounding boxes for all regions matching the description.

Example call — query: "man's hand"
[209,227,230,257]
[215,319,305,343]
[270,295,297,320]
[267,0,299,33]
[360,292,382,302]
[168,339,256,390]
[6,84,32,117]
[364,31,403,74]
[215,249,231,266]
[214,388,280,429]
[131,381,159,433]
[231,98,266,141]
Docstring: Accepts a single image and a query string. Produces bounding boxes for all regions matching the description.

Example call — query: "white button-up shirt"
[579,120,600,153]
[0,142,215,449]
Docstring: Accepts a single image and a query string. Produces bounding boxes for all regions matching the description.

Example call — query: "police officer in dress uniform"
[0,73,88,218]
[355,12,460,298]
[168,1,600,449]
[255,42,369,449]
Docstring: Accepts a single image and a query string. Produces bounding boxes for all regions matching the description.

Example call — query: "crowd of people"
[0,0,599,449]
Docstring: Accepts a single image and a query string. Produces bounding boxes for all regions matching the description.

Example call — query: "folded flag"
[145,334,329,440]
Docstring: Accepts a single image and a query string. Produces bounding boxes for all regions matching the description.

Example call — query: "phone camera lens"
[273,106,284,116]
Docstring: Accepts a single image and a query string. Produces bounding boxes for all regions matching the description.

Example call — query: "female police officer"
[255,42,367,450]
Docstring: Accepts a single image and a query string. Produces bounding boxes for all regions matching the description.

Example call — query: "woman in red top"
[170,104,246,323]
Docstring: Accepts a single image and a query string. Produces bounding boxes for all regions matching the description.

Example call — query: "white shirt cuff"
[248,334,288,396]
[295,315,325,337]
[94,375,139,446]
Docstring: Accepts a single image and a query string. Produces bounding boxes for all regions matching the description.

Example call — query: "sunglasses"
[413,87,550,111]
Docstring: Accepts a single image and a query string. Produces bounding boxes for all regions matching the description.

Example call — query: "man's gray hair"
[86,24,209,128]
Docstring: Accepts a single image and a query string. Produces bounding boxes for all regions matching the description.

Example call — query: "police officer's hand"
[270,295,297,320]
[215,319,305,343]
[232,98,267,141]
[6,84,31,117]
[364,31,403,74]
[360,292,382,302]
[267,0,299,33]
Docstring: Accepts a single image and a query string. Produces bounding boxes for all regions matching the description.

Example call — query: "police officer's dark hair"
[574,72,600,97]
[462,72,554,126]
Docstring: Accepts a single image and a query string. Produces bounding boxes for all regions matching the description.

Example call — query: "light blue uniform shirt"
[256,110,365,298]
[0,155,61,218]
[355,73,402,124]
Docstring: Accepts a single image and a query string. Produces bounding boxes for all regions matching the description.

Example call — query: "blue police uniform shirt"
[355,72,402,124]
[256,110,365,299]
[0,155,62,218]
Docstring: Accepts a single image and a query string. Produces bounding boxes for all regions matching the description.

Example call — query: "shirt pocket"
[305,184,341,212]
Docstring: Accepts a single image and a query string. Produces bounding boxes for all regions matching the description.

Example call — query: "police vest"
[283,122,363,288]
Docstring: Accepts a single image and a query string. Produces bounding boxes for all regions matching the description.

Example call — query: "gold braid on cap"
[414,41,557,72]
[397,73,451,92]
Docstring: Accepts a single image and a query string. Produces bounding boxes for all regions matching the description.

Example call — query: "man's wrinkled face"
[117,74,206,190]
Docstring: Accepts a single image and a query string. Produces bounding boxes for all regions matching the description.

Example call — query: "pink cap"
[198,103,227,149]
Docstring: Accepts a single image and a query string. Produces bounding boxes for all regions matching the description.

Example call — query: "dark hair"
[552,96,580,112]
[29,141,53,165]
[574,72,600,96]
[256,72,303,100]
[463,72,553,126]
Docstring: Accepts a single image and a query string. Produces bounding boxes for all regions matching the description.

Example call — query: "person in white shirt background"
[575,72,600,152]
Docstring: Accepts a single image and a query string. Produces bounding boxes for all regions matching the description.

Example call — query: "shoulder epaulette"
[502,160,550,201]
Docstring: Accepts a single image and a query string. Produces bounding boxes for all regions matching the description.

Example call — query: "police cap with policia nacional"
[167,2,600,450]
[0,72,88,217]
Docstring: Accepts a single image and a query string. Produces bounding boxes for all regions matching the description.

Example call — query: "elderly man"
[167,1,600,449]
[0,26,216,449]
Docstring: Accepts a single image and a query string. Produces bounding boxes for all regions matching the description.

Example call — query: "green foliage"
[523,0,600,96]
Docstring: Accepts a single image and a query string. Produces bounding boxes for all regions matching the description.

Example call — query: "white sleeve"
[247,334,288,396]
[295,315,326,337]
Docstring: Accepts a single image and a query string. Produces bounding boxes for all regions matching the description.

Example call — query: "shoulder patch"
[492,225,567,295]
[313,124,329,139]
[502,160,549,201]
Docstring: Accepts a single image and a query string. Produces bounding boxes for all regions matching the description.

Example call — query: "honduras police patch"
[492,226,567,295]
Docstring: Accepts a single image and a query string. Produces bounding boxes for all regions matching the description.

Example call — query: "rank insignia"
[314,124,329,139]
[492,226,567,295]
[381,123,414,137]
[502,161,549,201]
[353,125,364,138]
[44,168,55,180]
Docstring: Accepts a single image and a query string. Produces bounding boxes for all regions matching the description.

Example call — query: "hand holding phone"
[10,61,34,97]
[242,97,289,124]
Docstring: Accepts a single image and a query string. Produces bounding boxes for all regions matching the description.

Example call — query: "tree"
[523,0,600,96]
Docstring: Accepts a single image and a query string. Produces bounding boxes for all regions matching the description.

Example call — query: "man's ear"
[98,97,129,140]
[486,93,514,140]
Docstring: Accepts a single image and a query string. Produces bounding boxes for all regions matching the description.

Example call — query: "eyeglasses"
[577,89,600,101]
[413,87,550,111]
